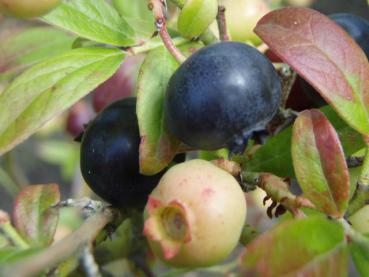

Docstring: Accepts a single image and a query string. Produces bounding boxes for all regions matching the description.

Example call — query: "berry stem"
[149,0,186,64]
[243,172,314,218]
[216,5,231,41]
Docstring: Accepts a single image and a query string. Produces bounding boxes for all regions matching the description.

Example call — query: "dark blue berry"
[80,98,161,207]
[164,42,281,152]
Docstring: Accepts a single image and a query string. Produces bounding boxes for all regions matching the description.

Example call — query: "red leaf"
[292,110,350,217]
[255,7,369,136]
[13,184,60,247]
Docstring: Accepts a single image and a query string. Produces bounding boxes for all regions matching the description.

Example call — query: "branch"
[258,173,315,219]
[242,172,315,219]
[149,0,186,63]
[211,159,241,177]
[1,207,114,277]
[216,6,230,41]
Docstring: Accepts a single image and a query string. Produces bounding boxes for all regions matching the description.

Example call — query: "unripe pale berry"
[144,159,247,268]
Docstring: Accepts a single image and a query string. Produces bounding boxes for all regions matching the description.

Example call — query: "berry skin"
[0,0,60,18]
[164,42,281,152]
[80,98,162,207]
[143,159,246,268]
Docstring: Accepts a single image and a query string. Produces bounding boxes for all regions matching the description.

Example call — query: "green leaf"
[0,27,74,82]
[44,0,135,46]
[14,184,60,247]
[0,235,9,248]
[137,43,202,175]
[246,106,364,177]
[0,47,124,155]
[255,7,369,136]
[292,109,350,217]
[177,0,218,38]
[112,0,155,38]
[240,218,348,276]
[350,235,369,277]
[349,205,369,235]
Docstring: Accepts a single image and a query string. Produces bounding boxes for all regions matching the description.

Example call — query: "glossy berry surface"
[0,0,60,18]
[164,42,281,152]
[80,98,161,207]
[144,159,246,268]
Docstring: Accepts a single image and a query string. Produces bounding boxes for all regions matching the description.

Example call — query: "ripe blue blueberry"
[164,41,281,152]
[80,98,161,207]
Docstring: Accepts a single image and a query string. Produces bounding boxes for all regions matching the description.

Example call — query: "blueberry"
[164,41,281,152]
[80,97,161,207]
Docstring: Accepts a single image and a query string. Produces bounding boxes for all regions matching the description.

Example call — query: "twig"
[242,172,315,218]
[258,173,315,219]
[216,6,230,41]
[149,0,186,63]
[81,243,102,277]
[211,158,241,177]
[1,207,114,277]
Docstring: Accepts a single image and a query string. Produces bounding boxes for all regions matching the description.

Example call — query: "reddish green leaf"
[240,218,348,277]
[292,109,350,217]
[14,184,60,247]
[137,43,202,175]
[255,7,369,136]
